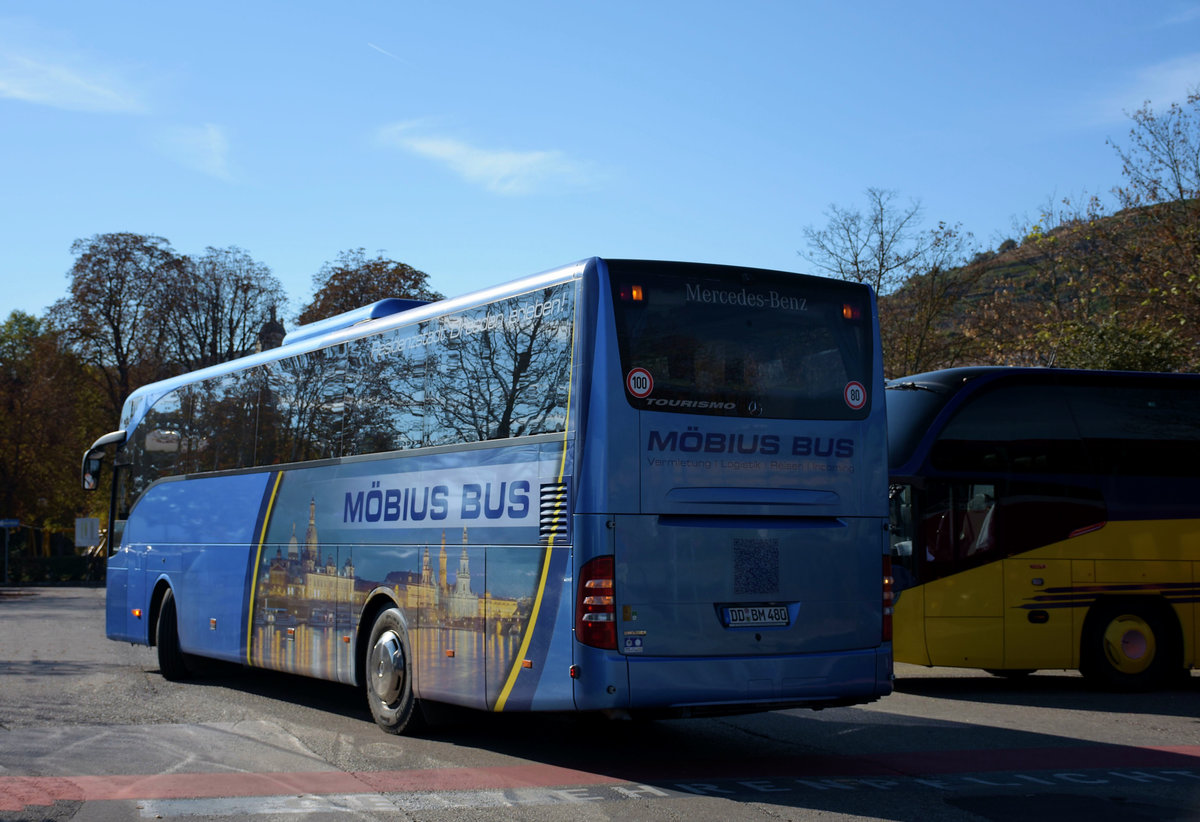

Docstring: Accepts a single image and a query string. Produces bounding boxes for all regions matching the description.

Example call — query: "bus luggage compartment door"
[612,514,883,658]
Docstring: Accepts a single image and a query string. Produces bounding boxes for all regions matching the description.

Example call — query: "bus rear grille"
[539,482,568,544]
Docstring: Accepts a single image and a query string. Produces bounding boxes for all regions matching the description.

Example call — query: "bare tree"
[800,188,933,295]
[49,233,185,419]
[160,246,286,371]
[879,222,984,376]
[802,190,980,376]
[1111,91,1200,208]
[299,249,443,325]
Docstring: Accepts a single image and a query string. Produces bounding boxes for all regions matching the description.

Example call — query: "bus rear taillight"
[576,555,617,649]
[882,556,894,642]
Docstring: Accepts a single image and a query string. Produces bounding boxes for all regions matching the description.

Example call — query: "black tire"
[983,669,1035,679]
[156,588,192,681]
[364,608,424,735]
[1080,599,1179,691]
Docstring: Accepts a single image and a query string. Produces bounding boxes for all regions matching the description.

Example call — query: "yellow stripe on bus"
[245,471,285,666]
[494,292,577,712]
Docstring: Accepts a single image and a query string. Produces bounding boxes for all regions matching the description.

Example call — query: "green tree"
[298,249,443,325]
[1049,318,1185,372]
[1108,90,1200,367]
[0,312,101,530]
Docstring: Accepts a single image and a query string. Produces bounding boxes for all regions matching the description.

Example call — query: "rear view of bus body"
[87,258,892,733]
[569,260,892,717]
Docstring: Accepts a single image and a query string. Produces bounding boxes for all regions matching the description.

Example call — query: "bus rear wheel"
[1080,600,1178,691]
[156,588,192,681]
[365,608,424,735]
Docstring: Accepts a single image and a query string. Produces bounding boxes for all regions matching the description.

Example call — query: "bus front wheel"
[365,608,424,734]
[1080,600,1178,691]
[156,588,192,681]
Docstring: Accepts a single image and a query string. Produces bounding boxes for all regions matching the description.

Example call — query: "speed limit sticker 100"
[626,368,654,398]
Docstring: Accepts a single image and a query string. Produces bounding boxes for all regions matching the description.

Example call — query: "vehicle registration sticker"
[724,605,789,627]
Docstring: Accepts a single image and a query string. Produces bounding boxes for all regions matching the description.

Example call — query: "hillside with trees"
[804,92,1200,378]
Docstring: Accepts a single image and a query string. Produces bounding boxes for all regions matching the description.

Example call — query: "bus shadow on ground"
[894,669,1200,718]
[413,705,1200,822]
[160,663,1200,822]
[174,658,370,724]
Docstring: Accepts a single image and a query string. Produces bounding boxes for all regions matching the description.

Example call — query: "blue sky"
[3,2,1199,323]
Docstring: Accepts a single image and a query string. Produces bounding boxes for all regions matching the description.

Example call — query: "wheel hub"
[1102,615,1156,675]
[370,629,406,704]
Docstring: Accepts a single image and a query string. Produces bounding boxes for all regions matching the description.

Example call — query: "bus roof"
[885,366,1200,473]
[117,257,859,434]
[887,365,1198,394]
[118,258,593,431]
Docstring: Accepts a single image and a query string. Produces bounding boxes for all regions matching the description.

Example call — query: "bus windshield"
[884,381,953,468]
[609,261,872,420]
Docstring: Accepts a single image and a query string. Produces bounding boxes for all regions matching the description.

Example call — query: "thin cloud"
[1091,53,1200,125]
[153,123,234,181]
[375,123,594,195]
[1157,4,1200,26]
[0,51,144,113]
[368,42,403,61]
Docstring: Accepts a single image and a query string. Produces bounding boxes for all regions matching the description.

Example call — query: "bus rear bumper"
[576,645,893,715]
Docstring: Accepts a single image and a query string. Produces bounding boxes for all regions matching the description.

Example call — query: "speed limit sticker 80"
[844,381,867,410]
[626,368,654,398]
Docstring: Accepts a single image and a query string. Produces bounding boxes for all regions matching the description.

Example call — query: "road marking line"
[3,745,1199,813]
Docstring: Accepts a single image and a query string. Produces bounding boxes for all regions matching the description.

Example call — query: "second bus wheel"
[365,608,425,734]
[1079,599,1180,691]
[156,588,193,681]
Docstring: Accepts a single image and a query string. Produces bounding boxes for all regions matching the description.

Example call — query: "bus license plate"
[724,605,789,627]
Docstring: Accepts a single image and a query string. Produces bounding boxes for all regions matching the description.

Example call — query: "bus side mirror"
[82,452,103,491]
[81,430,127,492]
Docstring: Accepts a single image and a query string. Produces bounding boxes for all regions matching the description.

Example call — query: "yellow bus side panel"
[925,617,1003,668]
[924,562,1003,618]
[892,585,929,665]
[923,562,1004,668]
[896,520,1200,672]
[1003,558,1073,670]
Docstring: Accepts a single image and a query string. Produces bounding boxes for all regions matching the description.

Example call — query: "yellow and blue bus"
[886,366,1200,689]
[83,258,892,733]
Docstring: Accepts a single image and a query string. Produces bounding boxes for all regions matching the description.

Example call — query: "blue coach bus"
[82,258,893,733]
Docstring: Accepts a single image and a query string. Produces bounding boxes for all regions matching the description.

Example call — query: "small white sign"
[75,517,101,548]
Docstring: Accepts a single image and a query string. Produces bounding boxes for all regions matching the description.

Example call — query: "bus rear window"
[609,261,873,420]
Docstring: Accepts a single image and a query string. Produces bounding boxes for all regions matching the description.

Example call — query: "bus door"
[915,481,1005,668]
[995,484,1105,670]
[1002,554,1073,670]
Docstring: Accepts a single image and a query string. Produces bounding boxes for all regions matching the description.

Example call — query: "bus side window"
[888,484,916,590]
[917,483,955,567]
[912,482,997,581]
[960,484,996,557]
